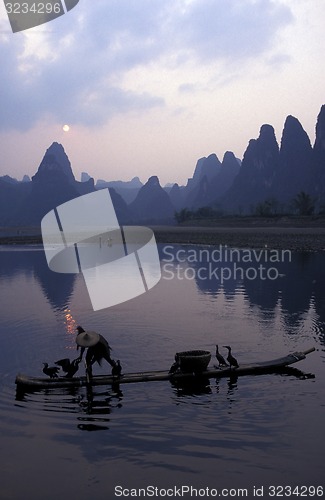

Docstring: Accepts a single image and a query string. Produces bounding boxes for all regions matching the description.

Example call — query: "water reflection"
[160,245,325,345]
[170,367,314,403]
[0,246,76,310]
[171,377,212,397]
[77,385,123,431]
[1,245,324,497]
[64,308,77,335]
[15,384,123,432]
[2,245,325,341]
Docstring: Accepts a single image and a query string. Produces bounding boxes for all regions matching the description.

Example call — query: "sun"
[62,124,70,132]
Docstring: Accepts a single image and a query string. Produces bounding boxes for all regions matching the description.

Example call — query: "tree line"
[175,191,320,222]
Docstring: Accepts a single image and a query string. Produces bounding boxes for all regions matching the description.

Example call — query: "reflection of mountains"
[171,247,325,337]
[3,246,325,342]
[36,251,77,311]
[0,249,76,311]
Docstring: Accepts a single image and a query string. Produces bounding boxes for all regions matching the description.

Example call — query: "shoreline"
[152,224,325,251]
[1,223,325,251]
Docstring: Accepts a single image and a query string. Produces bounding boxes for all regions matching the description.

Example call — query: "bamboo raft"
[15,347,315,390]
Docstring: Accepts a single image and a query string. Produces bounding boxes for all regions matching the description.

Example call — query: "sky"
[0,0,324,186]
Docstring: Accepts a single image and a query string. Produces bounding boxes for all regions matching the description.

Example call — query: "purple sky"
[0,0,324,185]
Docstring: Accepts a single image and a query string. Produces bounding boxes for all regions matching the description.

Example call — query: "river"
[0,243,324,499]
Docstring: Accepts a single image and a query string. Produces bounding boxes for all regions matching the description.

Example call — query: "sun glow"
[64,308,77,335]
[63,124,70,132]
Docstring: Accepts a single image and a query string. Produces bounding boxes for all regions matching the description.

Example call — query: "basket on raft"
[177,350,211,373]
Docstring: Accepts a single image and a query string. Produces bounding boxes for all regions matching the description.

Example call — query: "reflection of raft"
[15,347,315,390]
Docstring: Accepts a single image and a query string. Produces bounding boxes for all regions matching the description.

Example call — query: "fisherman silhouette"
[76,326,115,378]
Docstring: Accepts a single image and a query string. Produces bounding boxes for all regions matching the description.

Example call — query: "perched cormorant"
[215,345,228,367]
[55,357,80,378]
[55,358,70,371]
[223,346,239,369]
[43,363,60,378]
[169,353,180,375]
[112,360,122,378]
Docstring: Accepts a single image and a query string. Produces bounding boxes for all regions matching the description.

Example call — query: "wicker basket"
[178,350,211,373]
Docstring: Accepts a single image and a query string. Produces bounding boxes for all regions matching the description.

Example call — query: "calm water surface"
[0,244,324,499]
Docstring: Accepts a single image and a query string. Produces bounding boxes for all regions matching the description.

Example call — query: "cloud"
[174,0,293,62]
[0,0,293,131]
[266,52,293,68]
[178,83,198,94]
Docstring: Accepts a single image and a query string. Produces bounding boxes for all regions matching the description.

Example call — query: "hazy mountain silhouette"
[35,141,76,183]
[9,142,90,226]
[314,105,325,161]
[185,151,240,209]
[129,175,174,222]
[96,176,143,204]
[276,115,313,201]
[184,154,221,208]
[0,176,31,225]
[1,142,130,226]
[312,105,325,200]
[168,183,185,210]
[81,172,92,182]
[221,106,325,214]
[0,175,19,184]
[222,124,280,213]
[1,105,325,225]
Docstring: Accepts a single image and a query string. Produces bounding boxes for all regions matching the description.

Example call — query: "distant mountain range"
[0,104,324,226]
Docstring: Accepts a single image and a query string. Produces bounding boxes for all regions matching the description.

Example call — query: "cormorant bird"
[43,363,60,378]
[223,346,239,369]
[55,358,70,371]
[112,360,122,378]
[215,345,228,367]
[55,357,80,378]
[169,353,180,375]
